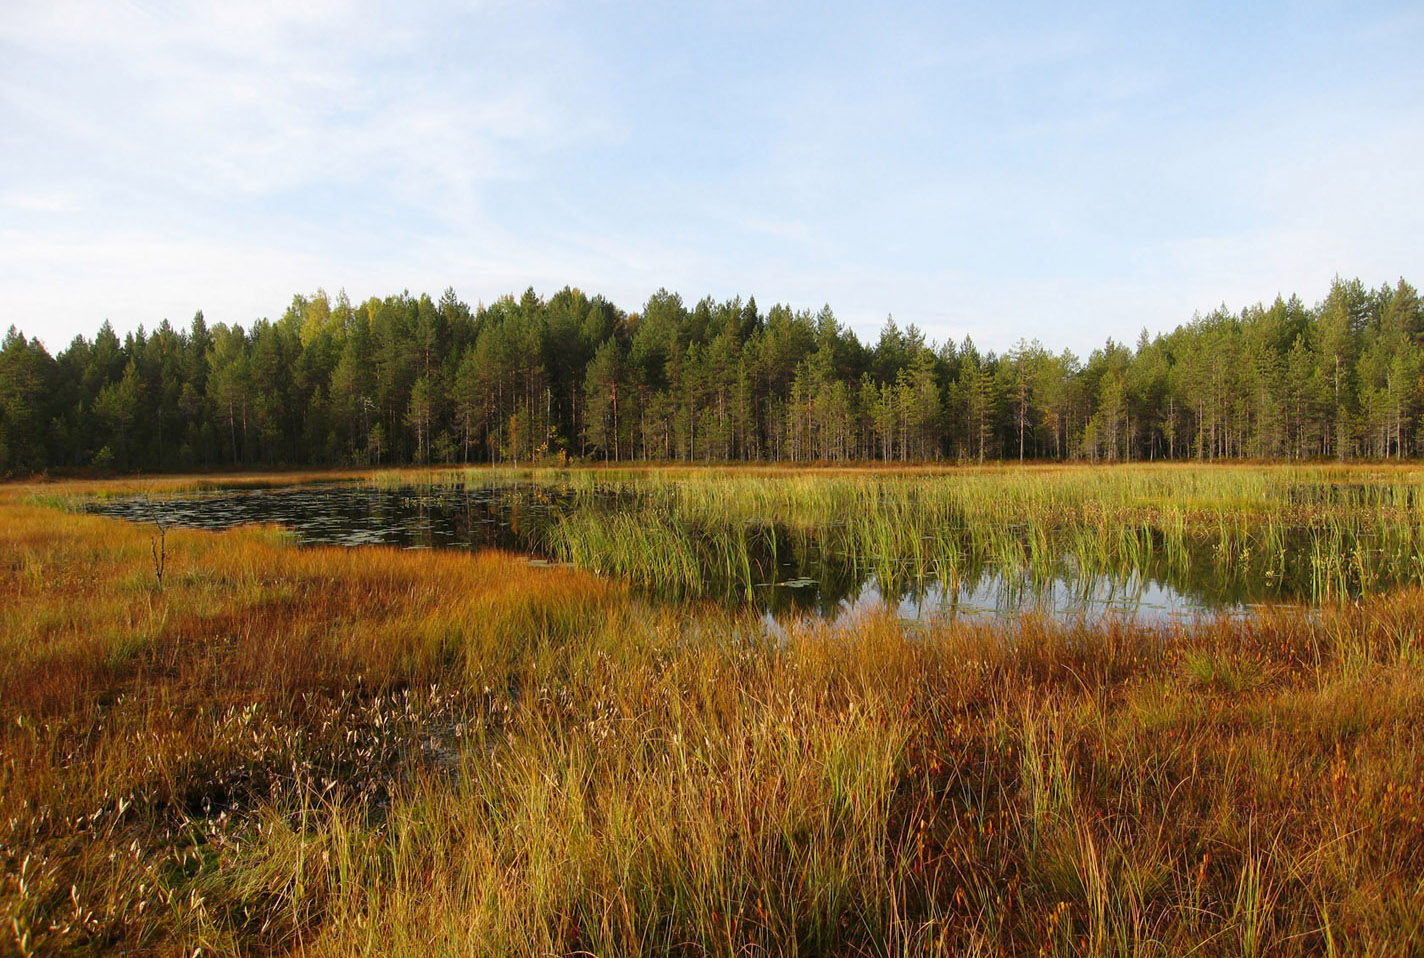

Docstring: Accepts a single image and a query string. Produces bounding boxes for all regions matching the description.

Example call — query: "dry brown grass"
[2,474,1422,956]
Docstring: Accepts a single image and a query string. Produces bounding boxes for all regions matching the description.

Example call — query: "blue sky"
[3,0,1421,356]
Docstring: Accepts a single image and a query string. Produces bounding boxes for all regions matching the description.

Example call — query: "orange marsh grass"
[1,474,1423,956]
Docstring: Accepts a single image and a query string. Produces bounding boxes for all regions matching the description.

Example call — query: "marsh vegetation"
[6,465,1424,955]
[93,463,1424,618]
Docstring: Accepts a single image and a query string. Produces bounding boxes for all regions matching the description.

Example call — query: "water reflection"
[89,484,583,552]
[88,482,1289,625]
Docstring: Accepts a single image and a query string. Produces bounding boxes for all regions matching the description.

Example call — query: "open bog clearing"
[5,463,1424,955]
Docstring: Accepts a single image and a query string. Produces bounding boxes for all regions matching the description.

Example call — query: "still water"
[89,482,1278,625]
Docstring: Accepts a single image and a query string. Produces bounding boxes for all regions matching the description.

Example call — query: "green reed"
[374,463,1424,608]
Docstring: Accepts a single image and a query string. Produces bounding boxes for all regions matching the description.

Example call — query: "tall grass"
[4,472,1424,954]
[384,463,1424,607]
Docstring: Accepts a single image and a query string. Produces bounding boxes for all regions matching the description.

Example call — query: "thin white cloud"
[2,0,1421,359]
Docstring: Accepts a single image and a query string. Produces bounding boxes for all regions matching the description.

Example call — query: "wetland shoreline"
[3,465,1423,955]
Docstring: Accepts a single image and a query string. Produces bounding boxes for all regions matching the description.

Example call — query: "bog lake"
[86,469,1424,627]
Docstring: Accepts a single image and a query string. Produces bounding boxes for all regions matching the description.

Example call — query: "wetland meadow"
[4,464,1424,955]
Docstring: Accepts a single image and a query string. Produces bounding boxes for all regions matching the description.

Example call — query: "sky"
[2,0,1422,357]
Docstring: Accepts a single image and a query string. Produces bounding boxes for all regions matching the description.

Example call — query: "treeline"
[2,277,1422,473]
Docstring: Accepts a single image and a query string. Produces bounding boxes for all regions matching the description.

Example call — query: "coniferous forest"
[2,276,1421,473]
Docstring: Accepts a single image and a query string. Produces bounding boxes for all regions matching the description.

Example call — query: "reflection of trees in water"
[663,519,1402,614]
[89,482,1413,618]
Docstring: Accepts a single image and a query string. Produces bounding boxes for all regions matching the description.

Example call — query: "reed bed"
[386,463,1424,605]
[3,470,1424,955]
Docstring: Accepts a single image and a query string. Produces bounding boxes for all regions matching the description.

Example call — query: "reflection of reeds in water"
[421,464,1424,607]
[80,464,1424,609]
[7,475,1424,955]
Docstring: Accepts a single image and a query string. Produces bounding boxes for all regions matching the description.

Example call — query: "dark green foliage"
[6,278,1424,473]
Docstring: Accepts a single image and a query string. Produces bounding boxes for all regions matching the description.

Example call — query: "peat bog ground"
[3,465,1423,955]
